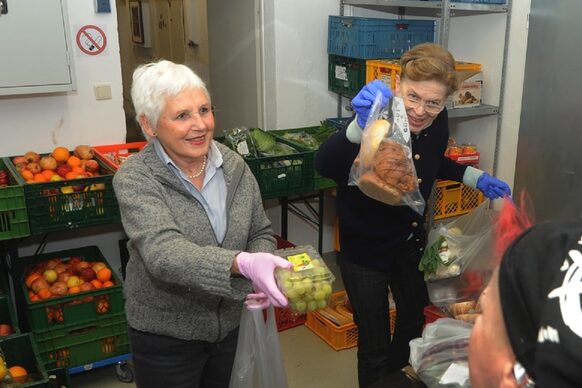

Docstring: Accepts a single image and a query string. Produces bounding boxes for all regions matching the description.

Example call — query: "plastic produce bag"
[348,92,425,215]
[421,201,496,306]
[409,318,473,388]
[224,127,258,158]
[229,304,288,388]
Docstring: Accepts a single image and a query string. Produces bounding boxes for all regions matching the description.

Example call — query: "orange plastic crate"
[93,142,147,171]
[305,291,396,350]
[433,179,484,221]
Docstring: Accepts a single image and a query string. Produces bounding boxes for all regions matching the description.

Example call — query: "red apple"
[49,281,68,296]
[79,268,96,282]
[79,282,94,292]
[0,324,13,336]
[31,278,50,294]
[55,164,72,178]
[57,272,71,283]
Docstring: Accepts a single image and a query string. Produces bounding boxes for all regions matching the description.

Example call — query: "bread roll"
[360,119,391,166]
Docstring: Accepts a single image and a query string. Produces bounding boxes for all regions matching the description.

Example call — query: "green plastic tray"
[34,313,129,371]
[0,158,30,241]
[15,246,124,335]
[328,55,367,98]
[0,333,50,387]
[4,155,120,235]
[271,126,337,191]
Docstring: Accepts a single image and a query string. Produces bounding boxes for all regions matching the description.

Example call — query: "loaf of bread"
[357,131,418,205]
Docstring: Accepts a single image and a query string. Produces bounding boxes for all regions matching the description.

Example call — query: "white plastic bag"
[348,92,425,215]
[409,318,473,388]
[229,305,288,388]
[420,201,496,305]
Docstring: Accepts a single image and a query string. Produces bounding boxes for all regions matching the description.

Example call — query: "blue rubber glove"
[476,173,511,200]
[351,80,392,128]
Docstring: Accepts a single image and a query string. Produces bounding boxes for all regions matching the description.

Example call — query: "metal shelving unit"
[339,0,512,228]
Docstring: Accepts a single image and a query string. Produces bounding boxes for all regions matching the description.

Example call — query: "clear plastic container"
[274,245,335,314]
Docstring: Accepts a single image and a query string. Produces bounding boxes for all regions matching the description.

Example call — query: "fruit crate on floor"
[93,142,147,171]
[14,246,124,335]
[0,158,30,241]
[4,155,120,235]
[0,333,50,387]
[35,313,130,371]
[305,291,396,351]
[433,180,484,220]
[274,307,306,332]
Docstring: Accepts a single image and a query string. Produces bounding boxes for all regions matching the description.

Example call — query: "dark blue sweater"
[315,110,467,271]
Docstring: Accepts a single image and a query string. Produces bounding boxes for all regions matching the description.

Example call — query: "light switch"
[94,83,112,100]
[94,0,111,13]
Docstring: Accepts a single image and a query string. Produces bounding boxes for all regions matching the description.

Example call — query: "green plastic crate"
[0,333,50,387]
[15,246,124,335]
[246,137,315,199]
[4,155,120,235]
[35,313,129,371]
[328,55,367,98]
[0,295,20,338]
[271,126,337,191]
[46,367,71,388]
[0,158,30,241]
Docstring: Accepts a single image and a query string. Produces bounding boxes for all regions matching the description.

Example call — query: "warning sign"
[76,25,107,56]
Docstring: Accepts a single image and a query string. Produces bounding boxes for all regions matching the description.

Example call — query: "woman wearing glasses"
[315,43,510,387]
[113,60,291,387]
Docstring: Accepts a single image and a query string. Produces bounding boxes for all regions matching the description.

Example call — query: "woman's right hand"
[352,80,392,128]
[235,252,292,307]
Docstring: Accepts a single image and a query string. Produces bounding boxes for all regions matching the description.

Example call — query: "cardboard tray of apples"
[17,246,124,334]
[274,245,335,314]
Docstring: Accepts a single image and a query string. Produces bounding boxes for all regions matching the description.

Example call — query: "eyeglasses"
[404,92,445,115]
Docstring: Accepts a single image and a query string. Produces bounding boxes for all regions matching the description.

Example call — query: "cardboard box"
[448,62,483,109]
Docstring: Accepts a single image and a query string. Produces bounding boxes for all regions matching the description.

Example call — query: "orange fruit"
[30,294,40,302]
[52,147,70,163]
[20,169,34,181]
[33,173,48,183]
[8,365,28,384]
[90,279,103,289]
[66,155,81,168]
[102,280,114,288]
[37,288,52,300]
[96,268,112,282]
[41,169,54,180]
[71,166,84,174]
[25,273,42,288]
[68,286,81,294]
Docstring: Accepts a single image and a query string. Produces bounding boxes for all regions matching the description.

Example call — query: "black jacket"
[315,110,467,271]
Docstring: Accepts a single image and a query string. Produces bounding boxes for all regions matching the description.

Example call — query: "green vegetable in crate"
[250,128,276,154]
[224,127,258,158]
[282,132,319,149]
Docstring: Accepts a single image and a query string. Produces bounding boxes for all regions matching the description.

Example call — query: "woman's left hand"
[476,173,511,199]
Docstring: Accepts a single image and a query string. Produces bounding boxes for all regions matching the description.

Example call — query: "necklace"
[187,156,207,179]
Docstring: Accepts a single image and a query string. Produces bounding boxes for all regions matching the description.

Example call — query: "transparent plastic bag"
[229,305,288,388]
[348,92,425,215]
[421,201,496,305]
[409,318,473,388]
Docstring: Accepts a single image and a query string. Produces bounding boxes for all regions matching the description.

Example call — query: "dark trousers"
[339,240,429,387]
[129,326,239,388]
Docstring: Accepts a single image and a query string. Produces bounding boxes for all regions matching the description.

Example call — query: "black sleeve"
[315,127,360,186]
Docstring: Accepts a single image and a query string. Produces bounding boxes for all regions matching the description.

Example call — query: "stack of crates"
[14,246,130,373]
[0,158,30,241]
[327,15,436,97]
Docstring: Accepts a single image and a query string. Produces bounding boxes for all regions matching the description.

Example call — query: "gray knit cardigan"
[112,141,275,342]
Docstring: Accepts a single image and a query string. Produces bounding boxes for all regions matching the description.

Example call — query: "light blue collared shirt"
[152,139,227,243]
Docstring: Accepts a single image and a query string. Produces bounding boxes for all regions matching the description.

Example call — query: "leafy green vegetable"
[250,128,276,153]
[419,235,446,280]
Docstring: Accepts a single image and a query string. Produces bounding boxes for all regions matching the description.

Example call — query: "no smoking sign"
[76,25,107,56]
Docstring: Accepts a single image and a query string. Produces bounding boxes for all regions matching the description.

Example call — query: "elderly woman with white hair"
[113,60,291,388]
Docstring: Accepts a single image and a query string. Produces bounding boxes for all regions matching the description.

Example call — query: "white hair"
[131,60,210,138]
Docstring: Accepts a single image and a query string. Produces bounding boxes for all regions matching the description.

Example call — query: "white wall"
[0,0,126,156]
[0,0,127,274]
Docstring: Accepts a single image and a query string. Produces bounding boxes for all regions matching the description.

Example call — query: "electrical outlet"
[94,83,112,100]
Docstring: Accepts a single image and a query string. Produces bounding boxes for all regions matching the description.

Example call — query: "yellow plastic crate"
[366,60,482,91]
[433,179,484,220]
[305,291,396,351]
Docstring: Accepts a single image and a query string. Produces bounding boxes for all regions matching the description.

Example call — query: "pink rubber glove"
[245,292,270,310]
[236,252,292,307]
